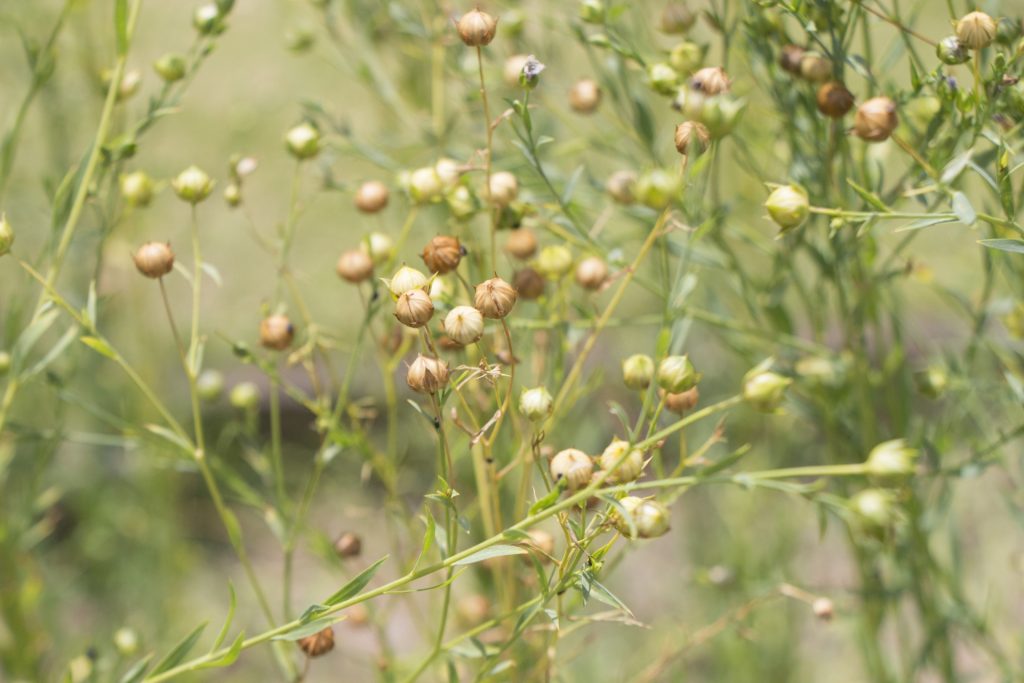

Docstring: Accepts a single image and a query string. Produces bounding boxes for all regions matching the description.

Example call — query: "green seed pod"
[613,496,671,538]
[865,439,918,484]
[699,94,744,137]
[230,382,260,410]
[519,386,553,422]
[914,367,948,398]
[224,182,242,208]
[171,165,215,204]
[193,2,224,34]
[936,36,970,65]
[647,62,679,95]
[742,369,791,412]
[537,245,574,278]
[284,122,320,160]
[407,167,444,204]
[0,214,14,256]
[669,41,704,75]
[660,2,696,34]
[599,439,645,483]
[622,354,655,390]
[120,171,154,207]
[113,628,139,657]
[850,488,896,531]
[579,0,605,24]
[154,53,187,82]
[635,169,682,209]
[196,370,225,402]
[765,184,809,232]
[657,355,699,393]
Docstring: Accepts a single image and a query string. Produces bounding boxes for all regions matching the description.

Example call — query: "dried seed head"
[799,52,832,82]
[407,355,449,394]
[121,170,154,206]
[444,305,485,345]
[0,215,14,257]
[854,96,898,142]
[513,268,546,300]
[355,180,390,213]
[864,438,918,484]
[337,249,374,283]
[474,276,517,319]
[229,382,260,410]
[519,386,553,422]
[488,171,518,207]
[812,598,835,622]
[956,11,997,49]
[421,235,463,274]
[660,2,696,33]
[284,122,321,159]
[936,36,970,64]
[132,242,174,278]
[635,169,682,209]
[605,170,637,204]
[334,531,362,558]
[613,496,671,538]
[260,315,295,351]
[674,120,711,155]
[154,53,187,82]
[171,165,214,204]
[456,9,497,47]
[569,78,602,113]
[669,41,703,74]
[657,355,700,393]
[816,81,855,118]
[664,386,699,414]
[504,228,538,260]
[504,54,531,86]
[622,354,655,390]
[742,369,791,412]
[387,265,429,297]
[575,256,608,290]
[690,66,730,95]
[394,289,435,328]
[779,44,805,74]
[549,448,594,490]
[297,626,335,657]
[599,439,645,483]
[362,232,394,266]
[765,184,809,231]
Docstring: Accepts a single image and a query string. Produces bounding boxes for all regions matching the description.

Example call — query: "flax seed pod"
[132,242,174,278]
[355,180,389,213]
[421,235,463,274]
[474,276,517,319]
[260,315,295,351]
[550,448,594,491]
[853,97,898,142]
[456,9,497,47]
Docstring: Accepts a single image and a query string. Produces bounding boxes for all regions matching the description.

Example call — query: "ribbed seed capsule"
[297,627,335,657]
[133,242,175,278]
[388,265,428,297]
[355,180,389,213]
[664,386,699,414]
[854,97,898,142]
[394,289,434,328]
[504,228,537,260]
[575,256,608,290]
[337,249,374,283]
[956,11,997,49]
[816,82,855,118]
[599,439,645,483]
[674,121,710,155]
[444,305,485,345]
[569,78,602,113]
[549,448,594,491]
[474,276,517,319]
[690,66,731,95]
[260,315,295,351]
[613,496,671,538]
[407,355,449,394]
[513,268,545,300]
[456,9,497,47]
[421,235,463,274]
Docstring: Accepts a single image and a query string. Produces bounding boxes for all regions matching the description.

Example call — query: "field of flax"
[2,0,1024,681]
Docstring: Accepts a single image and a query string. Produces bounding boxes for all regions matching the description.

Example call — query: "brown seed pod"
[779,44,805,75]
[407,354,449,394]
[443,306,485,346]
[575,256,608,290]
[394,289,434,328]
[605,170,637,204]
[474,276,517,319]
[421,235,463,274]
[690,66,730,95]
[354,180,389,213]
[550,448,594,491]
[337,249,374,283]
[133,242,175,278]
[513,268,546,300]
[456,9,497,47]
[260,315,295,351]
[816,81,855,118]
[799,53,832,82]
[297,626,335,657]
[853,96,898,142]
[333,531,362,558]
[812,597,835,622]
[568,78,602,114]
[504,228,538,260]
[674,121,710,156]
[664,386,699,414]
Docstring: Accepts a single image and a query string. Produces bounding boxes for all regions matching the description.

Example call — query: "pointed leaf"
[453,544,527,566]
[323,556,388,606]
[150,623,207,675]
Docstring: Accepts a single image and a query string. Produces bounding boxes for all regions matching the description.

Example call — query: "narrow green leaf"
[197,631,244,670]
[145,424,193,455]
[323,555,388,606]
[12,309,59,370]
[587,578,634,616]
[210,582,236,651]
[117,654,152,683]
[979,238,1024,254]
[22,324,77,379]
[453,544,527,566]
[80,335,117,360]
[528,480,565,515]
[150,623,207,675]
